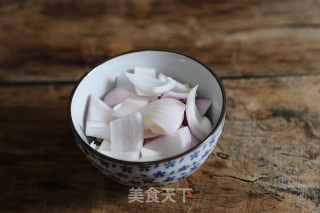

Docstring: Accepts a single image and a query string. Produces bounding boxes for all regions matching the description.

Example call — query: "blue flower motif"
[201,150,210,159]
[190,162,200,172]
[169,170,175,175]
[210,137,216,147]
[116,172,128,178]
[154,164,159,168]
[177,175,188,181]
[120,165,132,173]
[164,176,176,182]
[92,161,104,171]
[202,144,207,150]
[138,164,151,172]
[164,161,176,169]
[178,165,189,172]
[179,157,185,163]
[130,180,141,185]
[153,170,166,177]
[142,179,154,184]
[99,159,110,168]
[190,150,200,160]
[179,172,188,177]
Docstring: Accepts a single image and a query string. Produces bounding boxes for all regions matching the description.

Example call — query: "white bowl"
[68,49,226,186]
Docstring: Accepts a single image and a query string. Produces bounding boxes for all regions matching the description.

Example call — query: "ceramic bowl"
[68,49,226,187]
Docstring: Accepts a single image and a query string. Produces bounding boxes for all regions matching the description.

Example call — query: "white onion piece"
[158,73,167,82]
[134,67,156,77]
[103,86,137,107]
[196,99,212,116]
[141,127,192,159]
[145,96,159,102]
[98,140,140,161]
[86,121,111,140]
[90,142,98,150]
[190,133,200,148]
[112,97,149,117]
[168,77,190,92]
[140,147,162,159]
[85,95,114,139]
[98,140,111,151]
[86,95,114,122]
[116,73,132,87]
[152,78,176,94]
[144,129,160,139]
[161,91,188,100]
[186,85,212,140]
[110,112,144,159]
[143,98,186,134]
[138,155,163,162]
[126,72,174,96]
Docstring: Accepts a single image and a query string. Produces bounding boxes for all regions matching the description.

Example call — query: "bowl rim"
[67,49,226,165]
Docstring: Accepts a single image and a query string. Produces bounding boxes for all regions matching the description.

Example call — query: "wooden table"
[1,0,320,212]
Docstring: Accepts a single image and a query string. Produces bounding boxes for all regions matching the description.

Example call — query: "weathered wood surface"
[1,0,320,212]
[1,0,320,82]
[1,75,319,212]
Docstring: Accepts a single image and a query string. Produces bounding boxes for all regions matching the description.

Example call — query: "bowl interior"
[70,50,224,146]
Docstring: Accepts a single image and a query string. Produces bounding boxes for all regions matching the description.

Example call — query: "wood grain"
[1,0,320,82]
[1,74,319,212]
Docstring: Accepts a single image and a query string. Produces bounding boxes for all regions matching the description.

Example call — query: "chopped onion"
[140,147,162,159]
[190,133,200,148]
[86,121,111,140]
[85,95,114,139]
[158,73,167,82]
[141,127,192,159]
[98,140,140,161]
[134,67,156,77]
[186,85,212,140]
[144,129,160,139]
[126,72,175,96]
[98,139,111,151]
[103,86,137,107]
[84,68,214,162]
[110,112,144,159]
[86,95,114,122]
[196,99,212,116]
[112,97,149,117]
[143,98,186,134]
[161,91,188,100]
[152,78,176,94]
[168,77,190,92]
[90,141,98,150]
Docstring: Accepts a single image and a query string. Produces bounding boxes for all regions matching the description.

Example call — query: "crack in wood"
[204,171,320,205]
[265,107,320,140]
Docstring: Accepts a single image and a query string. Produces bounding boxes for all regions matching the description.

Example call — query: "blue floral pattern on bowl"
[75,118,225,187]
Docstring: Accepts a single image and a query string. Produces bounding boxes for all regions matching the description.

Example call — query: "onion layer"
[186,85,212,140]
[141,127,192,159]
[112,97,149,117]
[142,98,186,134]
[110,112,144,160]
